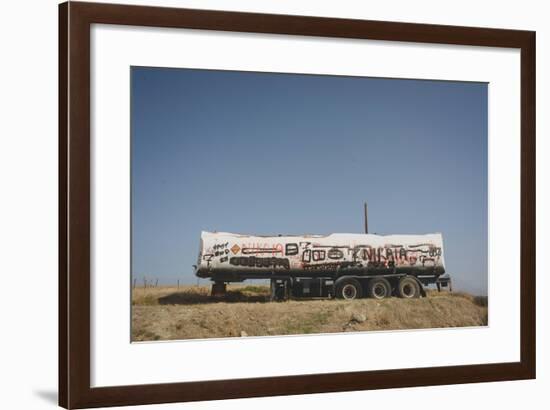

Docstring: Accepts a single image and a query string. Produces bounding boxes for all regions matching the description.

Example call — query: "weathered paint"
[195,231,446,281]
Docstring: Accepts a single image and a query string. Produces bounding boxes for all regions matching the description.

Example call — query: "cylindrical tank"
[195,231,446,281]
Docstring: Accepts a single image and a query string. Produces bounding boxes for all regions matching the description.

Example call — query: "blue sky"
[131,67,488,295]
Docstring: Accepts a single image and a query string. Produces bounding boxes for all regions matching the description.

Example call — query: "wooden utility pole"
[364,202,369,234]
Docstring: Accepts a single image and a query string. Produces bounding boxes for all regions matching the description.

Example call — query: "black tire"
[367,277,392,299]
[397,276,421,298]
[335,278,363,300]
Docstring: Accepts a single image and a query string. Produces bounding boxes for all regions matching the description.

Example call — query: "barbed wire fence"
[132,275,206,289]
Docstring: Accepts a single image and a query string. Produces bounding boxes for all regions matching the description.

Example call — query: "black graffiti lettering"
[222,242,441,272]
[311,245,350,249]
[229,256,290,270]
[242,247,283,255]
[281,258,290,269]
[303,261,361,271]
[285,243,299,256]
[364,248,374,261]
[327,248,343,260]
[421,257,435,266]
[351,248,362,261]
[312,250,326,261]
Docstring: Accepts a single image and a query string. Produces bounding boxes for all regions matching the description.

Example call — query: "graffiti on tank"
[285,243,299,256]
[198,234,441,272]
[196,232,445,279]
[202,242,231,266]
[354,244,442,267]
[229,256,290,270]
[297,243,442,271]
[212,249,229,256]
[299,242,312,249]
[303,261,361,271]
[312,250,326,261]
[327,248,344,260]
[240,242,284,255]
[242,246,283,255]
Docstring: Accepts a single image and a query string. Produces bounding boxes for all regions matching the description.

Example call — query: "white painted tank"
[195,231,446,280]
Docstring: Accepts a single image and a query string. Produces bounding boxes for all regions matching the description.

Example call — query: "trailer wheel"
[335,278,363,300]
[397,276,421,299]
[367,277,392,299]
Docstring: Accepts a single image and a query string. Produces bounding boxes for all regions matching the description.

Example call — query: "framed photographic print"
[59,1,535,408]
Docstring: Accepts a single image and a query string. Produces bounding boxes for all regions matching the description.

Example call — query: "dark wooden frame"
[59,1,536,408]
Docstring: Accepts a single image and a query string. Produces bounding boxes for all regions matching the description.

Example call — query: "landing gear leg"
[211,282,226,297]
[270,279,289,301]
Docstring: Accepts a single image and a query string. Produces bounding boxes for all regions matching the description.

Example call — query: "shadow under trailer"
[194,229,452,301]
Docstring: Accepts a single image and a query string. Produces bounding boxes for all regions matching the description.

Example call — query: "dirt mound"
[132,285,487,341]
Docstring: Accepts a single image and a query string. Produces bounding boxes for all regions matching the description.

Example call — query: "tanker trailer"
[194,231,451,300]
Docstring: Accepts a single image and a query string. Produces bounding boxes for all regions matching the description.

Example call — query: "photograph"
[130,66,489,341]
[1,0,541,409]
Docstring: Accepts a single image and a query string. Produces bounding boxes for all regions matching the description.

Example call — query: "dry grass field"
[131,285,488,341]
